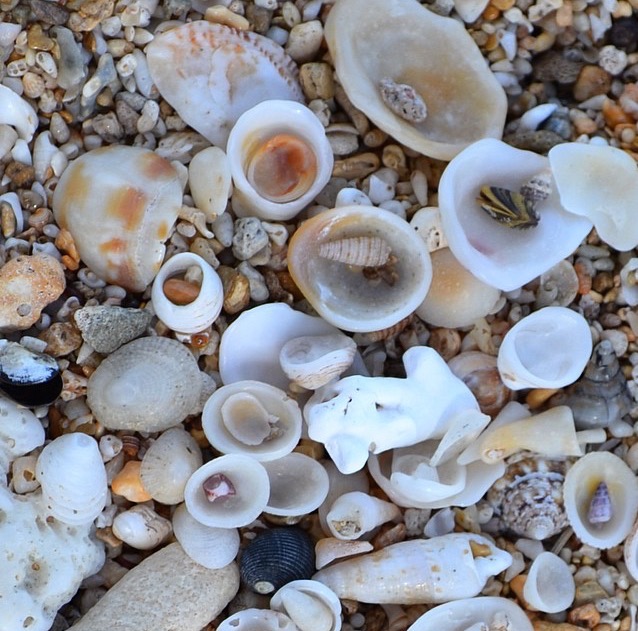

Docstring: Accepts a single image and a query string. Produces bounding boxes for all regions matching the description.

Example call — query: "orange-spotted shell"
[52,145,182,292]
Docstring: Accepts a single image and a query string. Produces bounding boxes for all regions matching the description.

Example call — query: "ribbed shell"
[317,236,391,267]
[240,527,316,594]
[86,336,202,432]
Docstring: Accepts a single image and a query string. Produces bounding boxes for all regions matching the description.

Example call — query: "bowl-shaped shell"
[35,433,108,525]
[52,146,182,292]
[288,205,432,333]
[202,380,302,461]
[217,609,299,631]
[87,336,202,432]
[228,100,334,221]
[324,0,507,161]
[240,527,316,594]
[140,427,203,505]
[271,580,342,631]
[523,551,575,613]
[563,451,638,549]
[146,21,303,149]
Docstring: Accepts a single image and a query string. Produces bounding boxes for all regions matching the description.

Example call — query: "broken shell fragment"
[217,609,299,631]
[271,580,342,631]
[326,491,400,540]
[0,83,38,142]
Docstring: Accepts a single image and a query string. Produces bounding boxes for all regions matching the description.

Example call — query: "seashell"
[271,580,342,631]
[523,551,575,613]
[184,454,270,528]
[313,533,512,604]
[172,502,240,569]
[407,597,533,631]
[439,139,593,291]
[11,454,40,494]
[288,205,432,333]
[0,84,38,142]
[228,100,333,221]
[326,491,400,540]
[318,236,392,267]
[202,380,302,461]
[0,340,62,407]
[86,336,202,433]
[410,207,447,253]
[549,340,633,430]
[217,609,299,631]
[535,259,579,308]
[324,0,506,161]
[146,21,303,149]
[497,306,592,390]
[563,451,638,549]
[263,453,329,517]
[139,427,203,505]
[150,252,223,335]
[35,433,108,525]
[240,527,316,594]
[111,505,172,550]
[279,333,357,390]
[314,537,374,570]
[52,146,183,292]
[0,192,23,234]
[520,169,553,206]
[188,146,232,221]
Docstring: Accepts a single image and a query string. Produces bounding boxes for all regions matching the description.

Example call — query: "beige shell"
[52,146,182,292]
[318,237,392,267]
[271,580,343,631]
[324,0,507,161]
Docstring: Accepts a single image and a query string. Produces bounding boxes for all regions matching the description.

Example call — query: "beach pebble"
[68,543,239,631]
[573,65,612,101]
[285,21,323,63]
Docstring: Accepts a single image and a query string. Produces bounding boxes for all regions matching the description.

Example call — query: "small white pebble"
[515,538,544,559]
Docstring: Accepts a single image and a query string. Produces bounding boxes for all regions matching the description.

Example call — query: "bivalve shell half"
[87,336,202,432]
[271,580,342,631]
[563,451,638,549]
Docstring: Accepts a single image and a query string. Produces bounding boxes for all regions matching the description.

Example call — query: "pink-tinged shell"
[146,21,303,149]
[52,146,182,292]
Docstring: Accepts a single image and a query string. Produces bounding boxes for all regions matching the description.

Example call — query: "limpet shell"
[271,580,342,631]
[523,551,575,613]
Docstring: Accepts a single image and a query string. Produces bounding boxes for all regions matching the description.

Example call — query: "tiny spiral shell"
[318,236,391,267]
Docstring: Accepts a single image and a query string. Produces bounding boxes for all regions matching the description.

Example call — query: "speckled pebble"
[573,65,612,101]
[232,217,269,260]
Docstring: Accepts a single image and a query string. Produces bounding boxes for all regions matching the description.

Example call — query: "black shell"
[240,527,315,594]
[0,342,62,407]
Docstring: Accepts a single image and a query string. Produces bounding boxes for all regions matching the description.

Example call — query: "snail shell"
[270,580,342,631]
[111,505,172,550]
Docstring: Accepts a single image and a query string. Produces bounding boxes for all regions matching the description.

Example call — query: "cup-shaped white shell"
[438,139,593,291]
[188,146,232,221]
[151,252,223,334]
[228,100,334,221]
[0,393,45,476]
[217,609,299,631]
[112,505,172,550]
[407,597,533,631]
[202,380,302,461]
[563,451,638,549]
[549,142,638,251]
[497,306,592,390]
[271,580,342,631]
[36,433,108,525]
[288,206,432,333]
[52,145,183,292]
[184,454,270,528]
[140,427,203,505]
[523,551,575,613]
[146,21,303,149]
[172,503,240,569]
[263,453,329,517]
[279,333,357,390]
[324,0,507,161]
[87,336,202,432]
[326,491,400,540]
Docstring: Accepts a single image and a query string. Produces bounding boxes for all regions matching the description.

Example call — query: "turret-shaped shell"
[52,146,183,292]
[36,433,108,525]
[523,551,575,613]
[288,205,432,333]
[271,580,342,631]
[313,533,511,604]
[326,491,400,540]
[87,336,202,432]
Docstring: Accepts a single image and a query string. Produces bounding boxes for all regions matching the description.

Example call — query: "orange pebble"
[602,98,633,129]
[111,460,152,502]
[526,388,559,409]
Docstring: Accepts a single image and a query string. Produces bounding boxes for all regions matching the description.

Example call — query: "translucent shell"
[287,205,432,333]
[52,146,182,293]
[523,551,575,613]
[271,580,342,631]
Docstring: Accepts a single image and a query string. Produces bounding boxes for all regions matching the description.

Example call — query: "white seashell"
[326,491,400,540]
[313,533,512,604]
[217,609,299,631]
[0,84,38,142]
[184,454,270,528]
[271,580,342,631]
[407,597,533,631]
[518,103,558,131]
[10,454,40,494]
[33,130,57,183]
[147,21,303,149]
[410,206,447,252]
[0,124,18,160]
[0,192,23,237]
[228,100,333,221]
[140,427,203,505]
[279,333,357,390]
[335,187,372,207]
[172,502,240,569]
[497,306,593,390]
[263,453,329,517]
[563,451,638,549]
[453,0,490,22]
[523,551,575,613]
[112,505,172,550]
[188,146,232,221]
[150,252,223,334]
[202,380,302,461]
[0,394,45,477]
[315,537,374,570]
[87,337,202,433]
[535,259,579,308]
[620,258,638,306]
[35,433,108,525]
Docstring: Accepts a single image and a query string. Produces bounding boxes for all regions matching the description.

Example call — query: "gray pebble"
[232,217,269,260]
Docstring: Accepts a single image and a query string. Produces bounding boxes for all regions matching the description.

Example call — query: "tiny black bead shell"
[240,527,315,595]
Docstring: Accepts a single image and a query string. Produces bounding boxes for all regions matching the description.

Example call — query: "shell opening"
[221,391,282,446]
[245,133,317,203]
